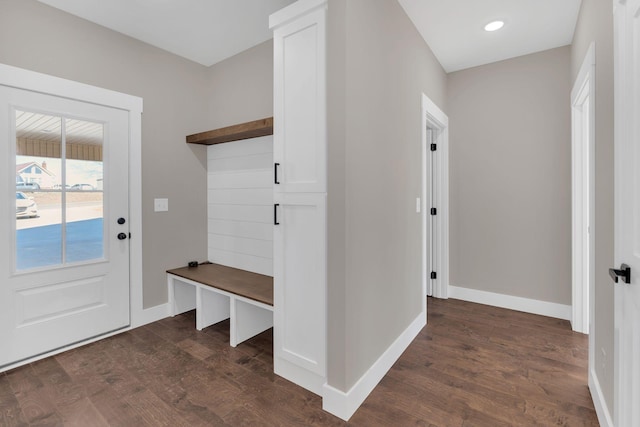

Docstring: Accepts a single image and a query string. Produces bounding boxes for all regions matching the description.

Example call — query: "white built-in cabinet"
[270,0,327,395]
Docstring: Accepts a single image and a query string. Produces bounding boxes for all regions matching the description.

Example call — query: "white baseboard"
[589,368,614,427]
[322,312,426,421]
[132,302,170,328]
[448,286,571,320]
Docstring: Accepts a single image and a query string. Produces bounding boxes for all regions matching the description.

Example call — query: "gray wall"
[571,0,615,413]
[0,0,276,310]
[327,0,447,391]
[447,47,572,305]
[206,41,274,129]
[0,0,211,308]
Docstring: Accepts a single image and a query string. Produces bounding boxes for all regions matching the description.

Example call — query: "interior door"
[613,0,640,425]
[0,85,130,368]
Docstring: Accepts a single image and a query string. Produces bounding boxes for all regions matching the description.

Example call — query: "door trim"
[421,94,449,302]
[570,43,595,336]
[0,65,151,338]
[613,0,640,425]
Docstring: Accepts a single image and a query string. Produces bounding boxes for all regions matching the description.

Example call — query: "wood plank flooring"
[0,298,598,426]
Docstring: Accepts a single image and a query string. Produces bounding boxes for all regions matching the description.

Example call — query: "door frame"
[0,63,147,366]
[570,43,595,336]
[421,94,449,303]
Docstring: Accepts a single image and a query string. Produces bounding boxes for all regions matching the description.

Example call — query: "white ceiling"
[37,0,296,67]
[37,0,582,73]
[398,0,582,73]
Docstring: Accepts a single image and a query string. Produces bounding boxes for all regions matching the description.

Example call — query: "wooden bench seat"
[167,263,273,347]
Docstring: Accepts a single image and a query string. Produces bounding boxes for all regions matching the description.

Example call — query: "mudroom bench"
[167,263,273,347]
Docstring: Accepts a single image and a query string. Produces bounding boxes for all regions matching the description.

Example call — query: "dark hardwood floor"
[0,298,598,426]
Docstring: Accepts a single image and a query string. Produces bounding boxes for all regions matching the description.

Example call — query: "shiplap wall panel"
[209,153,273,172]
[207,137,273,157]
[207,169,272,189]
[209,235,273,259]
[208,249,274,276]
[209,204,272,223]
[207,135,273,276]
[208,219,273,241]
[208,188,273,205]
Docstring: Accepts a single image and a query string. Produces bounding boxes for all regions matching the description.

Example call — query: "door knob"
[609,264,631,284]
[117,217,126,225]
[117,233,128,240]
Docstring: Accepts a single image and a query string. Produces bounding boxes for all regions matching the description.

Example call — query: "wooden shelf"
[186,117,273,145]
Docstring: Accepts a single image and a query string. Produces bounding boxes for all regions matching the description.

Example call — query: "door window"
[15,110,104,271]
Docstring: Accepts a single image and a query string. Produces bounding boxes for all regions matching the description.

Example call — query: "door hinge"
[430,207,437,216]
[430,143,437,151]
[430,271,437,279]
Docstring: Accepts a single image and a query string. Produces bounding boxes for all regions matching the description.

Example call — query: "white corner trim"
[449,286,571,320]
[570,42,596,336]
[589,368,614,427]
[571,43,595,102]
[269,0,327,29]
[322,312,425,421]
[128,108,146,329]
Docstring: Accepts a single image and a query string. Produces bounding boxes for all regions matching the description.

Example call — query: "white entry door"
[0,85,130,368]
[613,0,640,425]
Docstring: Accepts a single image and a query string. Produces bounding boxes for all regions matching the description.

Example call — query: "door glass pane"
[65,118,104,263]
[14,111,105,271]
[15,110,62,270]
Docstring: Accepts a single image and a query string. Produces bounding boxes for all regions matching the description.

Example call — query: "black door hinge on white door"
[430,271,437,279]
[430,208,437,215]
[430,143,437,151]
[609,263,631,284]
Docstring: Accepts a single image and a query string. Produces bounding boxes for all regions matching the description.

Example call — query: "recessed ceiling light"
[484,20,505,32]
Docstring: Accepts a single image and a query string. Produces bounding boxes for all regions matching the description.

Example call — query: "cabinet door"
[273,6,326,193]
[273,193,326,392]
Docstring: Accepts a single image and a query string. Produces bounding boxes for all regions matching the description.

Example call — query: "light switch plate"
[154,198,168,212]
[416,197,421,213]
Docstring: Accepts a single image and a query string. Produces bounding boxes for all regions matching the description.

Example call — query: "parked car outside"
[16,192,38,218]
[16,182,40,191]
[70,184,95,191]
[52,184,70,190]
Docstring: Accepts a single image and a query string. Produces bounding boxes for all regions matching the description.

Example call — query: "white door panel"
[273,193,326,376]
[614,0,640,425]
[0,85,130,368]
[273,8,327,193]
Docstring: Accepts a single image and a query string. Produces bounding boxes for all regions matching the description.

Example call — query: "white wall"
[207,136,273,276]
